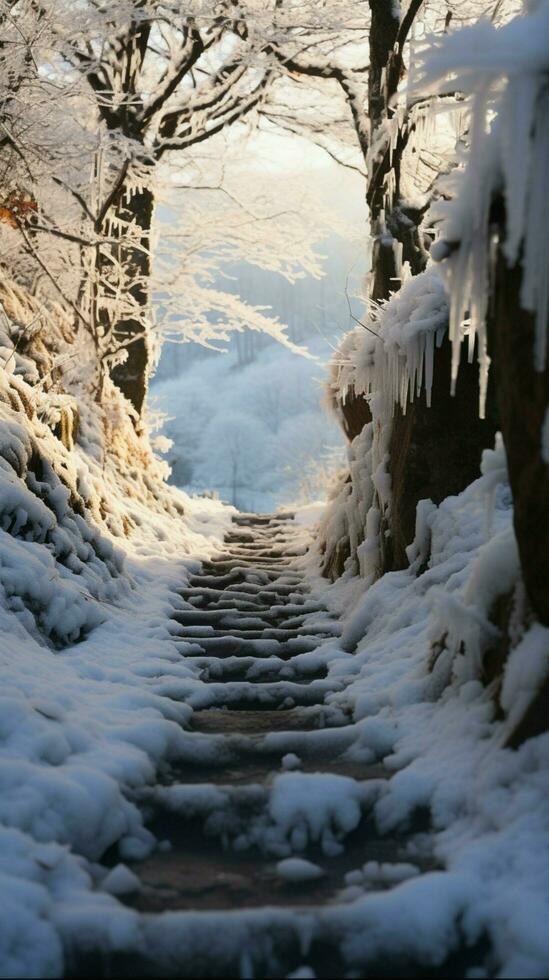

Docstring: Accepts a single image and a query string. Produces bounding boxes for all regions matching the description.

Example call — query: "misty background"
[151,153,367,512]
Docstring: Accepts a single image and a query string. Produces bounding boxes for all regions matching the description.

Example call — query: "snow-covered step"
[182,655,328,683]
[214,580,307,597]
[201,667,328,686]
[175,618,274,634]
[184,677,338,711]
[199,598,284,613]
[68,512,456,980]
[221,544,303,557]
[187,571,264,589]
[216,615,295,630]
[198,562,296,576]
[190,706,331,735]
[176,637,287,657]
[175,635,322,659]
[268,600,325,614]
[234,512,295,524]
[222,580,307,595]
[161,755,390,789]
[69,874,475,980]
[190,578,306,595]
[204,555,297,567]
[198,559,291,571]
[174,626,328,642]
[140,770,383,859]
[202,593,312,612]
[179,583,270,609]
[172,609,253,625]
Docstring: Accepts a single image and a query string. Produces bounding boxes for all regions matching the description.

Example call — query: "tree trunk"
[108,186,154,415]
[488,248,549,626]
[367,1,429,305]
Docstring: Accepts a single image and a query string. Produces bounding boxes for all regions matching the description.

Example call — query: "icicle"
[393,240,403,282]
[417,332,425,398]
[398,352,406,407]
[424,330,435,408]
[501,74,538,268]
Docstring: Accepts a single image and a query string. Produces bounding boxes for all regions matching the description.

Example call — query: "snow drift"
[0,278,231,976]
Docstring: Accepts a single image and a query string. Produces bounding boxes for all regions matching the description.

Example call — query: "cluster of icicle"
[332,266,449,422]
[417,0,549,416]
[321,267,449,583]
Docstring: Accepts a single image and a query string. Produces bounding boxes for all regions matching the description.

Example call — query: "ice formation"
[419,1,549,409]
[333,268,449,417]
[321,267,449,582]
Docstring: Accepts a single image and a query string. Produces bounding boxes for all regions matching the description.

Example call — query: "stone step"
[189,577,304,594]
[66,905,481,980]
[203,555,297,568]
[179,588,279,605]
[174,626,331,642]
[160,756,389,788]
[140,774,385,855]
[65,516,475,980]
[175,609,329,630]
[191,598,288,614]
[234,511,295,523]
[185,677,337,712]
[189,706,330,735]
[176,635,321,660]
[182,655,328,683]
[174,612,310,631]
[222,543,305,557]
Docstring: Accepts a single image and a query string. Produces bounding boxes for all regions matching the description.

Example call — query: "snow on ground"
[295,439,549,977]
[0,491,231,976]
[1,275,548,977]
[5,441,545,977]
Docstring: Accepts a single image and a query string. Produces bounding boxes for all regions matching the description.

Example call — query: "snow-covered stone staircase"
[70,514,483,978]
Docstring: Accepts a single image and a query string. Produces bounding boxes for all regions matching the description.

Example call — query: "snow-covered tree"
[34,0,368,413]
[196,411,272,508]
[153,161,346,357]
[0,4,335,423]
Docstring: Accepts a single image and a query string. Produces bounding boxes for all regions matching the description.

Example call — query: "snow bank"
[0,281,232,976]
[304,429,549,975]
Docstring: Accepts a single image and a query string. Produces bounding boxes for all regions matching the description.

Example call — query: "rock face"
[338,387,371,442]
[322,327,498,581]
[385,334,498,571]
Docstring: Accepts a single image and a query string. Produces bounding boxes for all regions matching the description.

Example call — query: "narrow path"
[74,514,485,978]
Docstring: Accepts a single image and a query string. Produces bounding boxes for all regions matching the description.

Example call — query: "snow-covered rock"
[275,858,325,882]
